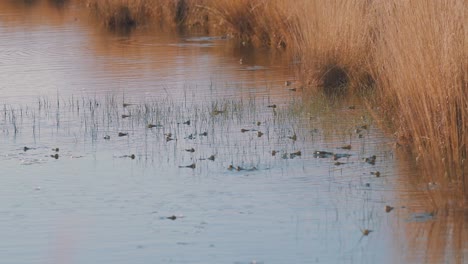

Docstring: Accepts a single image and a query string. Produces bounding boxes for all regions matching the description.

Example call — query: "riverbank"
[82,0,466,205]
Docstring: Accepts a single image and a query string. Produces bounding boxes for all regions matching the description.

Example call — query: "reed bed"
[371,0,466,206]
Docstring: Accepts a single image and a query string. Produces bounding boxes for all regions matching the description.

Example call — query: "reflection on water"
[0,2,466,264]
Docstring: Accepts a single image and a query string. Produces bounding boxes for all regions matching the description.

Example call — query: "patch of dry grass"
[372,0,466,205]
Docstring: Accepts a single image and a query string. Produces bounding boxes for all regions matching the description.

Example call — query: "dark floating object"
[285,80,292,86]
[185,134,195,140]
[334,161,345,166]
[256,121,261,126]
[185,148,195,153]
[207,155,215,161]
[339,145,352,150]
[167,215,177,220]
[51,154,59,159]
[227,165,234,171]
[365,183,371,187]
[241,129,250,133]
[147,124,162,129]
[333,153,352,160]
[365,155,377,165]
[348,105,356,109]
[103,135,111,140]
[179,163,196,169]
[290,151,302,159]
[121,114,130,118]
[166,136,175,142]
[199,132,208,137]
[288,88,297,92]
[361,229,372,236]
[164,133,172,138]
[267,104,277,108]
[52,148,59,152]
[271,150,277,156]
[358,134,364,138]
[123,103,132,107]
[118,132,128,137]
[288,133,297,141]
[183,120,191,125]
[122,154,136,159]
[282,153,289,159]
[257,131,264,137]
[371,171,381,177]
[385,205,394,213]
[314,151,334,158]
[23,146,32,151]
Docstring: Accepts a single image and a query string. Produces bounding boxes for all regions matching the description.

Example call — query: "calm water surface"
[0,2,466,264]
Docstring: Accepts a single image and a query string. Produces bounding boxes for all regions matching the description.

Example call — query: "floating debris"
[147,124,162,128]
[121,114,130,119]
[166,136,175,142]
[23,146,32,151]
[333,153,352,160]
[339,145,352,150]
[118,132,128,137]
[288,88,297,92]
[267,104,277,108]
[185,134,195,140]
[271,150,277,156]
[290,151,302,159]
[179,163,196,169]
[207,155,215,161]
[365,155,377,165]
[257,131,264,137]
[35,186,41,191]
[256,121,261,126]
[285,80,292,86]
[227,165,234,171]
[185,148,195,153]
[199,132,208,137]
[183,120,191,125]
[52,148,59,152]
[51,154,59,159]
[164,133,172,138]
[385,205,394,213]
[122,103,133,107]
[167,215,177,220]
[103,135,110,140]
[358,134,364,138]
[365,183,371,187]
[371,171,381,177]
[288,133,297,141]
[334,161,345,166]
[314,151,334,158]
[361,229,372,236]
[241,129,250,133]
[121,154,135,159]
[282,153,289,159]
[348,105,356,109]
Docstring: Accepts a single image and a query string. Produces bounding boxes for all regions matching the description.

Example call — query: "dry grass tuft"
[293,0,375,93]
[83,0,208,31]
[372,0,466,205]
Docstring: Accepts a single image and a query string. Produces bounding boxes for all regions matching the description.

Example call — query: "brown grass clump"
[293,0,375,93]
[82,0,208,31]
[372,0,467,205]
[203,0,295,48]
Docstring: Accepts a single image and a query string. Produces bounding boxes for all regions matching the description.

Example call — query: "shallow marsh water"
[0,2,466,264]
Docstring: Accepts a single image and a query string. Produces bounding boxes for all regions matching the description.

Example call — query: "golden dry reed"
[77,0,466,205]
